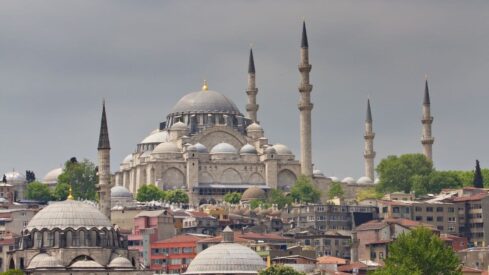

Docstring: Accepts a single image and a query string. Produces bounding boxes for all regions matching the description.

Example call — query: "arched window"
[79,230,86,247]
[66,231,73,247]
[54,231,60,247]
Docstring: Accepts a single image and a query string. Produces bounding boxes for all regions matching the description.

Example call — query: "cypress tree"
[473,160,484,188]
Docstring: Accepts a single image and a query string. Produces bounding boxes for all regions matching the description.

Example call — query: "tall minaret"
[97,101,112,219]
[246,48,259,123]
[298,21,313,177]
[364,99,376,181]
[421,78,434,162]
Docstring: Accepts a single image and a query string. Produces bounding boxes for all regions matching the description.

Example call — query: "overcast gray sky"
[1,1,489,181]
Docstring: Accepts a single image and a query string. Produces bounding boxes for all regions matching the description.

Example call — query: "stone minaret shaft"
[364,99,376,180]
[421,79,434,162]
[97,101,112,219]
[246,48,259,123]
[298,22,313,177]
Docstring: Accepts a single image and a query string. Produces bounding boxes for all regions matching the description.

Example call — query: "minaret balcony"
[298,64,312,72]
[364,133,375,139]
[364,152,376,158]
[421,117,434,123]
[421,137,435,144]
[298,102,313,111]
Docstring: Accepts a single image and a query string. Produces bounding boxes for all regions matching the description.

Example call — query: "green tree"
[290,175,321,203]
[473,160,484,188]
[268,189,293,209]
[328,181,345,199]
[0,270,24,275]
[53,182,70,201]
[259,265,305,275]
[136,184,165,202]
[356,187,383,201]
[223,192,241,204]
[167,189,189,204]
[250,199,266,209]
[26,181,52,202]
[411,171,462,196]
[57,158,97,200]
[376,154,433,193]
[371,227,461,275]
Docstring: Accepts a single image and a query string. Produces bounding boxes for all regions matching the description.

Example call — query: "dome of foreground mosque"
[170,89,242,115]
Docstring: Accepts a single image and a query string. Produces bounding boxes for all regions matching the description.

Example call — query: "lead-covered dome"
[111,185,132,198]
[240,144,257,155]
[241,186,266,201]
[170,90,242,115]
[140,130,168,144]
[26,253,62,269]
[4,171,26,184]
[26,200,112,231]
[153,142,181,154]
[42,168,63,185]
[357,176,373,185]
[210,143,237,154]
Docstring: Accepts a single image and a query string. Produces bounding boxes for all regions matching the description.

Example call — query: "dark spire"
[366,99,372,123]
[248,48,255,74]
[301,21,308,48]
[424,79,430,105]
[98,100,111,150]
[474,160,484,188]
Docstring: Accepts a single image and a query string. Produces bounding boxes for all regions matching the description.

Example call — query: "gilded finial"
[67,186,74,200]
[202,80,208,91]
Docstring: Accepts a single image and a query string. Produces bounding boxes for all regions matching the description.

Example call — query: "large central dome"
[169,90,242,115]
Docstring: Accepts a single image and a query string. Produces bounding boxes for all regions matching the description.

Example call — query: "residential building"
[284,228,352,258]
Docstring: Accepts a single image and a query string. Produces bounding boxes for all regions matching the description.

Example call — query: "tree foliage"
[136,184,165,202]
[356,187,383,201]
[57,158,97,200]
[166,189,189,204]
[223,192,241,204]
[0,270,24,275]
[53,182,70,201]
[372,227,461,275]
[25,170,36,183]
[376,154,433,193]
[411,171,463,196]
[290,175,321,203]
[26,181,52,202]
[473,160,484,188]
[259,265,305,275]
[268,189,293,209]
[328,181,344,199]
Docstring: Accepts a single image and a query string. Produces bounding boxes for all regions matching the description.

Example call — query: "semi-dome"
[246,123,263,131]
[210,143,237,154]
[26,200,112,231]
[111,185,133,198]
[264,146,276,154]
[240,144,257,155]
[69,259,104,269]
[357,176,373,185]
[140,130,168,144]
[153,142,181,154]
[27,253,62,269]
[185,241,265,274]
[241,186,266,201]
[108,256,133,268]
[170,121,188,131]
[170,90,242,115]
[194,143,208,153]
[42,168,63,185]
[341,177,356,184]
[4,171,26,183]
[272,144,293,155]
[122,154,133,164]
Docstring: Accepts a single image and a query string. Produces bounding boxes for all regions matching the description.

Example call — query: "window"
[415,207,422,212]
[448,207,455,213]
[426,207,433,212]
[427,216,433,222]
[436,216,443,222]
[371,252,377,260]
[382,207,388,213]
[183,247,193,253]
[393,207,400,213]
[304,239,311,245]
[437,226,444,231]
[324,239,331,246]
[405,208,410,213]
[415,216,422,221]
[448,217,456,222]
[379,252,384,259]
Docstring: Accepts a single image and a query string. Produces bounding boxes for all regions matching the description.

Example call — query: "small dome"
[194,143,209,153]
[4,171,26,183]
[264,146,276,154]
[171,121,188,131]
[111,185,133,198]
[153,142,181,154]
[313,169,325,177]
[329,176,340,182]
[27,253,62,269]
[122,154,133,164]
[246,123,263,131]
[240,144,257,155]
[42,168,63,185]
[210,143,237,154]
[341,177,356,184]
[108,256,133,268]
[241,186,266,201]
[26,200,112,231]
[357,176,373,185]
[140,130,168,144]
[272,144,292,155]
[187,145,197,152]
[185,243,265,274]
[69,259,104,269]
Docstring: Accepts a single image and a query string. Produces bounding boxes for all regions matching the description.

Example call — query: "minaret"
[298,21,313,177]
[364,99,376,181]
[421,78,434,162]
[246,48,259,123]
[97,100,112,219]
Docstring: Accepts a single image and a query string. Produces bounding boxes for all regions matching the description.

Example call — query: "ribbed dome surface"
[185,242,265,274]
[108,257,133,268]
[111,185,133,198]
[27,253,62,269]
[26,200,112,231]
[170,90,242,115]
[42,168,63,184]
[241,186,266,201]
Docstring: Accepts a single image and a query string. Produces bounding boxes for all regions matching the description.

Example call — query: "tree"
[268,189,293,209]
[290,175,321,203]
[411,171,463,196]
[223,192,241,204]
[26,181,52,202]
[167,189,189,204]
[250,199,266,209]
[25,170,36,183]
[136,184,165,202]
[372,227,461,275]
[356,187,383,201]
[53,182,70,201]
[328,181,344,199]
[1,175,6,183]
[473,160,484,188]
[376,154,433,193]
[0,270,24,275]
[259,265,305,275]
[57,158,97,200]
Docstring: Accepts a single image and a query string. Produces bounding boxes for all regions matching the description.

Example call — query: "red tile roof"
[337,261,368,272]
[317,256,348,265]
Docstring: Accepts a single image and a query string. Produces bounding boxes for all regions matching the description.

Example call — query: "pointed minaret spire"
[298,21,313,177]
[246,47,259,123]
[97,100,112,219]
[364,99,376,181]
[421,77,434,162]
[98,100,110,150]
